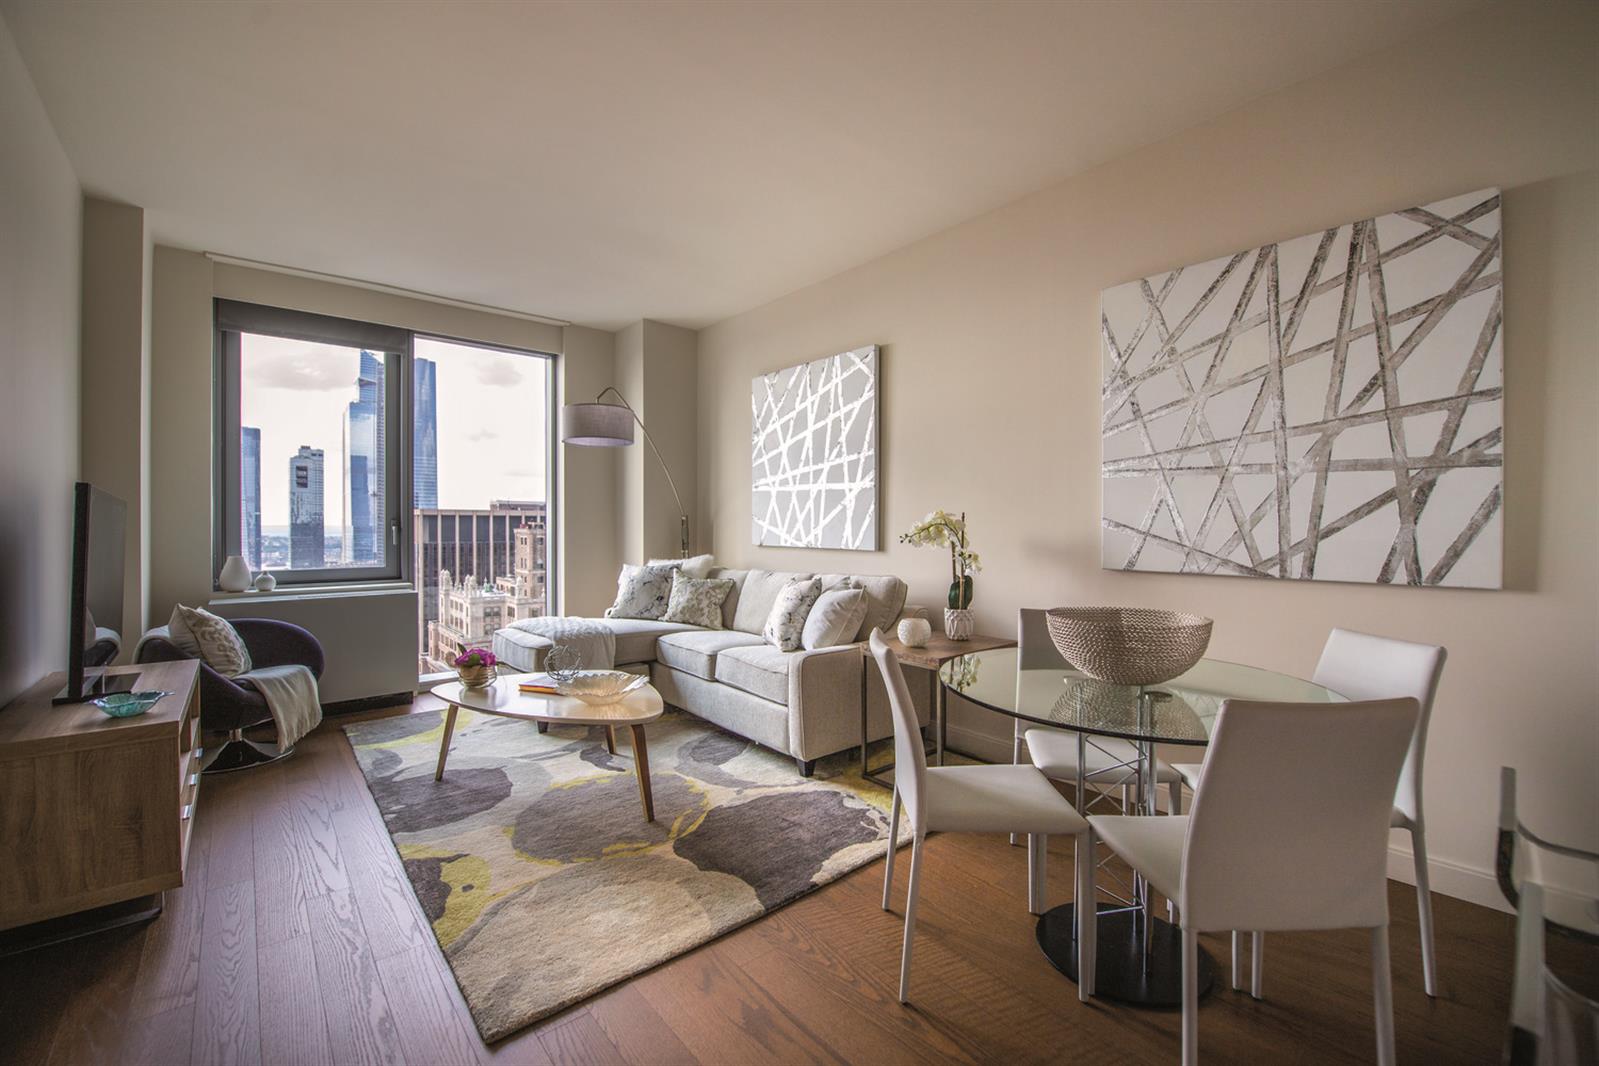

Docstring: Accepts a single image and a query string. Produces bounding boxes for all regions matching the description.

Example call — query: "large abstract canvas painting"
[1101,189,1503,588]
[752,345,879,550]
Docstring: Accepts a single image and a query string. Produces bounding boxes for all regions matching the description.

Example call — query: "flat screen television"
[54,482,135,704]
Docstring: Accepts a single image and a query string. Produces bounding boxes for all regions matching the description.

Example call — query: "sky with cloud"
[242,333,548,532]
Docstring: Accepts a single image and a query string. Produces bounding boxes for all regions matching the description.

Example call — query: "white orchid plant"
[900,509,981,609]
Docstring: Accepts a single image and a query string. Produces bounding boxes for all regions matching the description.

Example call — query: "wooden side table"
[859,630,1015,787]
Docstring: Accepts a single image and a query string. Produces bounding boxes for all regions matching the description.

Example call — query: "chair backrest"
[1181,697,1419,933]
[1018,608,1069,670]
[1313,628,1446,827]
[869,629,928,829]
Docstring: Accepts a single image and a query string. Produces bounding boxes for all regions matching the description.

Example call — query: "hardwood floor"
[1,698,1513,1065]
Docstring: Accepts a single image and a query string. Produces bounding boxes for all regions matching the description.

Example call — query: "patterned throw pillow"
[661,572,735,629]
[169,604,252,678]
[762,578,823,652]
[604,564,677,620]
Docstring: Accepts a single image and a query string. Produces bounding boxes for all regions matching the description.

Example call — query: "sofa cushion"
[661,572,736,629]
[803,587,869,650]
[604,563,677,620]
[852,574,908,641]
[656,630,764,680]
[715,644,793,705]
[762,577,822,652]
[599,618,701,664]
[707,567,748,630]
[648,553,715,579]
[732,569,813,634]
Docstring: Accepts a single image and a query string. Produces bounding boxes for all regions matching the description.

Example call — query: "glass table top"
[939,647,1346,745]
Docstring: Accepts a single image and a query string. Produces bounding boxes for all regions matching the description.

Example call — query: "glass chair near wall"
[1498,767,1599,1066]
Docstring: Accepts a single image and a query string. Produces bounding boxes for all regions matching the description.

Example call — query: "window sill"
[209,581,415,607]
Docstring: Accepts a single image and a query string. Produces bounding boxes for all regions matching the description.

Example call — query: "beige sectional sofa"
[492,567,929,775]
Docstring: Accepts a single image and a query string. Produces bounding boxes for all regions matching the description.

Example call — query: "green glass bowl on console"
[92,691,170,718]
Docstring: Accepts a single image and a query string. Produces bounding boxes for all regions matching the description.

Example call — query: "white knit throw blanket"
[496,617,616,671]
[236,664,323,753]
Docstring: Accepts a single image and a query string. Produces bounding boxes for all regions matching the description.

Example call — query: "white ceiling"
[4,0,1484,331]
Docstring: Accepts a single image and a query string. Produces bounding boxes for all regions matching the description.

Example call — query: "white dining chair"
[1013,609,1184,836]
[1087,696,1420,1066]
[870,629,1093,1004]
[1172,627,1446,998]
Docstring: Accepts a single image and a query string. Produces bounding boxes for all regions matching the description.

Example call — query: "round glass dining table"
[939,647,1345,1007]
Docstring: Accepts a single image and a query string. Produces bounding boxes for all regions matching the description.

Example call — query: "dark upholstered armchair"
[137,618,325,773]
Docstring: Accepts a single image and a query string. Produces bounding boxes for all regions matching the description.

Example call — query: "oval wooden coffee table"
[431,673,665,821]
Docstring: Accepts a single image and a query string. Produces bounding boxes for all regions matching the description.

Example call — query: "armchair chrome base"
[203,730,294,774]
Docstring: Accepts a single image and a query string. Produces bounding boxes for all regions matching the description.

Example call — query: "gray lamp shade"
[561,402,635,446]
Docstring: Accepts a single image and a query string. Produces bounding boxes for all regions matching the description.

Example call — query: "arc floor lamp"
[562,387,689,557]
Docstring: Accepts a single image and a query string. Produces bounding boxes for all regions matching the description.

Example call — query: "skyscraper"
[342,352,386,564]
[241,426,262,570]
[289,445,325,569]
[413,356,438,510]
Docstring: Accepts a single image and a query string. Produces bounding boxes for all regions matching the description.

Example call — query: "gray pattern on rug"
[343,707,900,1043]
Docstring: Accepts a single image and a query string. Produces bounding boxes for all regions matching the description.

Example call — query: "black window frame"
[213,301,561,618]
[215,299,409,587]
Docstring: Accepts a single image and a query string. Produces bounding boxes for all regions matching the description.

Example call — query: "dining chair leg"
[1251,931,1264,999]
[882,789,901,911]
[1372,924,1396,1066]
[1079,827,1097,999]
[1027,833,1047,915]
[1231,931,1242,991]
[898,834,926,1004]
[1010,731,1025,846]
[1182,926,1199,1066]
[1411,825,1438,997]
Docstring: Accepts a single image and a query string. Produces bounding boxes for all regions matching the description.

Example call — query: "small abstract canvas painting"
[752,345,879,550]
[1101,189,1503,588]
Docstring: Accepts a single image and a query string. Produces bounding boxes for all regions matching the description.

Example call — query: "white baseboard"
[1387,842,1510,913]
[948,721,1514,915]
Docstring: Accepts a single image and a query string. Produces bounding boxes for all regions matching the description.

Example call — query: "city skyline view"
[239,333,549,535]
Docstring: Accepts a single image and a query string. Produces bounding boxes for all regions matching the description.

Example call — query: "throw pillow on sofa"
[802,587,869,650]
[762,577,823,652]
[661,572,735,629]
[647,553,715,579]
[169,604,253,677]
[604,563,677,619]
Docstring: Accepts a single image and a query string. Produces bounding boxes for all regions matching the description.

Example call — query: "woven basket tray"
[1045,606,1213,686]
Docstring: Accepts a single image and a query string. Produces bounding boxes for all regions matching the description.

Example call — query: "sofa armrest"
[786,643,867,762]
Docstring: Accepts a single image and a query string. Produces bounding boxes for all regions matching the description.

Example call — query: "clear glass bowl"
[555,670,648,706]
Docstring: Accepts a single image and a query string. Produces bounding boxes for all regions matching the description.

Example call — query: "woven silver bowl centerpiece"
[1045,606,1213,686]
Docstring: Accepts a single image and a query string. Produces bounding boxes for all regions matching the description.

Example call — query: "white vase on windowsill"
[218,555,253,593]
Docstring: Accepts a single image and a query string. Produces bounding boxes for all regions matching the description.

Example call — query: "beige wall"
[0,15,81,705]
[559,324,620,615]
[80,196,151,652]
[148,250,622,693]
[613,319,700,565]
[696,1,1599,905]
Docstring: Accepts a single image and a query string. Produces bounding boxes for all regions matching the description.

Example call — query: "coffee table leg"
[434,704,459,782]
[605,725,617,755]
[536,721,549,734]
[630,723,654,822]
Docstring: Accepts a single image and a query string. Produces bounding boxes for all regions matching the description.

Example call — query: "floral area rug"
[343,707,900,1042]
